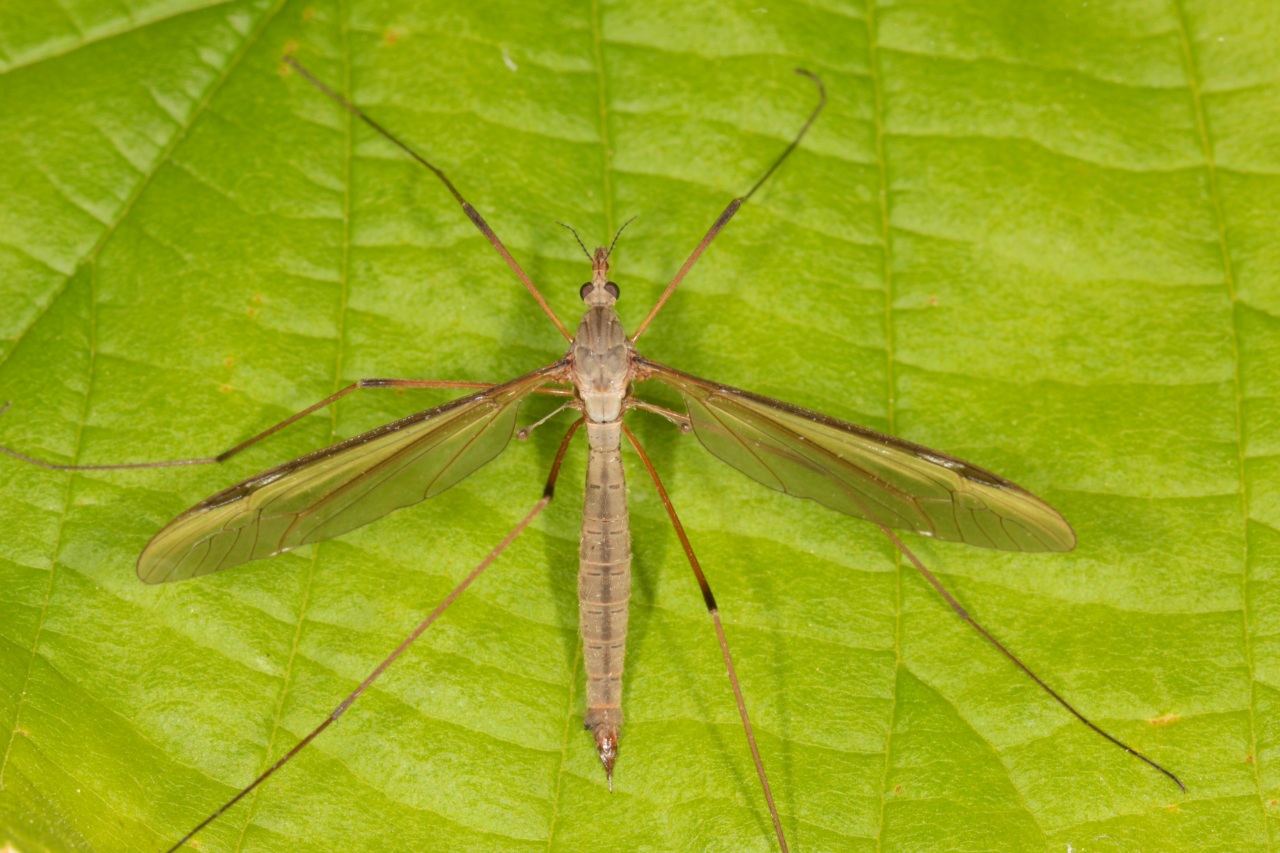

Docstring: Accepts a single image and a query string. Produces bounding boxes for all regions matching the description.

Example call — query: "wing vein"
[639,358,1074,553]
[137,362,563,582]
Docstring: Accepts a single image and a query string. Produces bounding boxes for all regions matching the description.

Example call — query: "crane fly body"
[0,56,1184,853]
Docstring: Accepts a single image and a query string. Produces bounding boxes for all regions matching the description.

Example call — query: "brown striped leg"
[284,56,572,342]
[0,379,514,471]
[159,418,583,853]
[622,424,789,853]
[630,70,827,343]
[866,519,1186,792]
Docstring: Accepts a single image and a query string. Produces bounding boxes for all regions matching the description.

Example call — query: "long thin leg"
[623,425,789,853]
[516,401,577,440]
[159,418,583,853]
[628,399,692,432]
[284,56,573,342]
[869,520,1187,792]
[630,70,827,343]
[0,379,562,471]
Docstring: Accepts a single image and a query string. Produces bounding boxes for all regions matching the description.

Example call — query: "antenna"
[557,221,592,261]
[606,216,637,260]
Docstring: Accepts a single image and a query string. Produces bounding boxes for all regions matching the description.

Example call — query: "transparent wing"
[138,364,561,583]
[640,359,1075,553]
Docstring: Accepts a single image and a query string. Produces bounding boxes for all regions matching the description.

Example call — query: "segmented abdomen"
[580,421,631,757]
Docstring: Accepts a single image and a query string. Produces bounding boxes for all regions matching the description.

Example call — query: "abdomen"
[579,420,631,778]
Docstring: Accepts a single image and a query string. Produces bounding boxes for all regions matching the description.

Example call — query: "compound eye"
[579,282,593,301]
[604,281,620,299]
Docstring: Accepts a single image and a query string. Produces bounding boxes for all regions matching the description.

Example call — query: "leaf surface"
[2,1,1278,851]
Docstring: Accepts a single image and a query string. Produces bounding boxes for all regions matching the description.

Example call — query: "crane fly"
[0,55,1184,853]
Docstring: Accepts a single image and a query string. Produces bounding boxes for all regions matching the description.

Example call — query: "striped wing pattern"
[138,366,557,583]
[642,360,1075,553]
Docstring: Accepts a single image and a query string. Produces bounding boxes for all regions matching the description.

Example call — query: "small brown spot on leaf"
[1166,803,1180,813]
[893,784,903,795]
[1247,754,1256,763]
[927,295,938,306]
[383,28,403,46]
[1147,712,1180,727]
[220,384,232,394]
[223,356,235,368]
[302,7,315,20]
[1270,799,1279,807]
[253,294,265,304]
[247,307,259,318]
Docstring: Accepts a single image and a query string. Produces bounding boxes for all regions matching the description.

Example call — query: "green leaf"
[2,0,1278,851]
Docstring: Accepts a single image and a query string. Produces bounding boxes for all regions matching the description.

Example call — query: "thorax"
[571,306,633,424]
